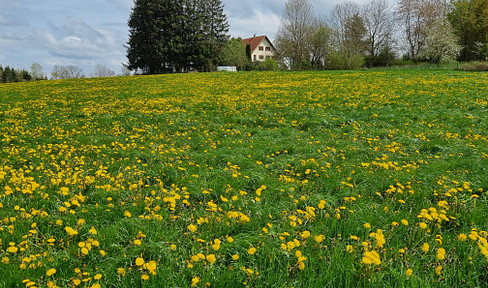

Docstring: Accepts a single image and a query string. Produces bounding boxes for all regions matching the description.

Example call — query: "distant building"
[242,35,276,62]
[217,66,237,72]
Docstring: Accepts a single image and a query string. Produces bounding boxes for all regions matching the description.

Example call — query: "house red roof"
[242,35,275,52]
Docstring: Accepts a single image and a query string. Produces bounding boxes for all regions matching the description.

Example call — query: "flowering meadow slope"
[1,70,488,287]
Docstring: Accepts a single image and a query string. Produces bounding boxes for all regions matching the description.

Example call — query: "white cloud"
[36,17,119,60]
[229,10,281,39]
[105,0,133,12]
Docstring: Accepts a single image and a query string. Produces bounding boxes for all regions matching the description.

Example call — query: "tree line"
[126,0,487,73]
[275,0,488,70]
[0,63,133,83]
[0,62,52,83]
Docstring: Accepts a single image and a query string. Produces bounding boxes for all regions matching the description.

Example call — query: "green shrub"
[254,58,280,71]
[456,61,488,71]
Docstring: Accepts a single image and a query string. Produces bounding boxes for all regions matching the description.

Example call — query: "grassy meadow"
[1,70,488,287]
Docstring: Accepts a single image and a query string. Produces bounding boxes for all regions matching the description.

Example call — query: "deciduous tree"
[30,62,46,80]
[422,18,461,65]
[51,65,85,80]
[362,0,395,67]
[310,23,332,69]
[93,64,116,78]
[275,0,316,69]
[329,2,366,69]
[219,38,248,70]
[396,0,448,62]
[449,0,488,61]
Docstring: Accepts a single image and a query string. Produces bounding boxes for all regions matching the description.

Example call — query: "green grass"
[0,70,488,287]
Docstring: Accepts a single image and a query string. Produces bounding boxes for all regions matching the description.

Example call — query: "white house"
[242,35,277,62]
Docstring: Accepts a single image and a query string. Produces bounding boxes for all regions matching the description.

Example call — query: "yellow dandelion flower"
[232,254,239,260]
[435,265,443,275]
[46,268,56,276]
[436,248,446,260]
[117,267,126,276]
[301,231,311,239]
[315,235,325,243]
[362,250,381,265]
[422,243,430,253]
[346,245,354,253]
[188,224,197,232]
[65,226,78,236]
[287,241,296,250]
[401,219,409,226]
[135,257,145,266]
[191,276,200,287]
[94,274,102,280]
[457,233,467,241]
[206,254,216,264]
[248,247,257,255]
[144,261,157,275]
[406,269,413,276]
[141,274,149,280]
[89,227,98,235]
[7,246,18,253]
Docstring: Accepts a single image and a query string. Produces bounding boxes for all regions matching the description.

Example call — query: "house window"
[258,46,264,51]
[253,55,257,61]
[265,47,271,51]
[259,55,264,60]
[266,56,271,59]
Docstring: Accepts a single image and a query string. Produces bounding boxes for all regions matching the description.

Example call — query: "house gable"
[242,35,276,62]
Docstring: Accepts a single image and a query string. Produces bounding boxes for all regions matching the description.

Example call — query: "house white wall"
[252,38,276,62]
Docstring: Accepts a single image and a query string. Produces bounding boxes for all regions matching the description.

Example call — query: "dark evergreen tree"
[2,66,13,83]
[246,44,252,61]
[198,0,230,71]
[180,0,202,71]
[126,0,168,74]
[21,70,32,81]
[126,0,229,74]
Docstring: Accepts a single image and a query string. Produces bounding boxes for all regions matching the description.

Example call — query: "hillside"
[1,70,488,287]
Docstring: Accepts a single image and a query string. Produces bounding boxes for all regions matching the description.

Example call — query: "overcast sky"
[0,0,368,76]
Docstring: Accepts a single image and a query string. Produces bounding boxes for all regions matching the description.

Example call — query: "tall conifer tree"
[126,0,165,74]
[126,0,229,73]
